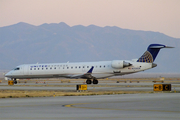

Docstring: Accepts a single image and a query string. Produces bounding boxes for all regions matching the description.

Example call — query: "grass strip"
[0,90,177,98]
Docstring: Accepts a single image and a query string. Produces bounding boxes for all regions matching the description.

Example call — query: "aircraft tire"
[93,79,98,84]
[86,79,92,84]
[13,78,17,84]
[14,80,17,84]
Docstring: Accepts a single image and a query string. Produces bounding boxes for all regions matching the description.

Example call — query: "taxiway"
[0,93,179,120]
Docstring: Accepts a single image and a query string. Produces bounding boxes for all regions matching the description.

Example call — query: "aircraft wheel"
[93,79,98,84]
[13,78,17,84]
[86,79,92,84]
[14,80,17,84]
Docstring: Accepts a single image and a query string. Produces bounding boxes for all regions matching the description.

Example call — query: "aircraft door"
[23,65,29,75]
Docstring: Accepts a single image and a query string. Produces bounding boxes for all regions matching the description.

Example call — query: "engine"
[111,60,131,69]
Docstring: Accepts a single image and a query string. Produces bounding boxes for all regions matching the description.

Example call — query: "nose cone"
[5,73,8,77]
[152,63,157,68]
[5,71,11,77]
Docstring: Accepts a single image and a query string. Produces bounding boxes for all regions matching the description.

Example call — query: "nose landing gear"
[13,78,17,84]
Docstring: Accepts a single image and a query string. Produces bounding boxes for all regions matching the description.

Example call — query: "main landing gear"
[86,78,98,84]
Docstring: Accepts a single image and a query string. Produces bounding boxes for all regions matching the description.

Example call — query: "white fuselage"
[5,60,153,79]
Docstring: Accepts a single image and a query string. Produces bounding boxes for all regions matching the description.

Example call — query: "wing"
[69,66,94,79]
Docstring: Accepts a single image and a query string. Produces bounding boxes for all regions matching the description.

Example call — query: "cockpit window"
[14,67,20,70]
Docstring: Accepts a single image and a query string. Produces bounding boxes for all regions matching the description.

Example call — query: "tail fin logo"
[137,44,173,63]
[137,51,153,63]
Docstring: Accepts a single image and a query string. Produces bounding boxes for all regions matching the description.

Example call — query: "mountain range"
[0,22,179,73]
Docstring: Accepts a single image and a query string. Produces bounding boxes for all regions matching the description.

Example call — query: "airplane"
[5,44,173,84]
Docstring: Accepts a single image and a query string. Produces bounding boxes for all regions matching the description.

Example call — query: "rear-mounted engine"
[111,60,132,69]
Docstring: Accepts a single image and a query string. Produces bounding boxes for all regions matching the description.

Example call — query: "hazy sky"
[0,0,180,38]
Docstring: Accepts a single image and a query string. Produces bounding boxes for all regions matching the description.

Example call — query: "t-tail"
[137,44,174,63]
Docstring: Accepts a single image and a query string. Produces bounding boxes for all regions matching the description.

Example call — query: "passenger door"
[23,65,29,75]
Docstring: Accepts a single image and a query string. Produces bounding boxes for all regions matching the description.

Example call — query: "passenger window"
[87,66,89,68]
[104,65,105,68]
[79,66,81,68]
[54,67,56,69]
[30,68,32,70]
[34,68,36,70]
[100,66,101,68]
[71,67,73,69]
[46,68,48,70]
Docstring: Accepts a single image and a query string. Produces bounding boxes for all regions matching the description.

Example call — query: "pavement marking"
[0,103,63,108]
[64,102,180,113]
[3,116,175,120]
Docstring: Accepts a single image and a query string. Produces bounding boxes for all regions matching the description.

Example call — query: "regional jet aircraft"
[5,44,173,84]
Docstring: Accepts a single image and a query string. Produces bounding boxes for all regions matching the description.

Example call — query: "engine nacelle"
[111,60,131,69]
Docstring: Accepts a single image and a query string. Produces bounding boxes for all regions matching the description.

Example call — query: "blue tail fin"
[137,44,173,63]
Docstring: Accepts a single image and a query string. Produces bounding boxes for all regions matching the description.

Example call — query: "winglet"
[87,66,94,73]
